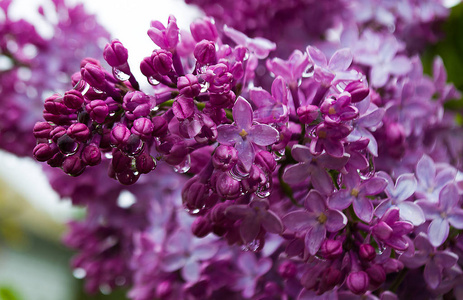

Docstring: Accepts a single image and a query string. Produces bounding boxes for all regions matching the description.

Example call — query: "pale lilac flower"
[329,170,387,222]
[283,190,347,255]
[417,183,463,247]
[375,171,424,226]
[223,25,276,59]
[232,252,272,298]
[266,50,310,86]
[249,76,289,124]
[217,97,279,171]
[371,207,413,251]
[401,233,459,289]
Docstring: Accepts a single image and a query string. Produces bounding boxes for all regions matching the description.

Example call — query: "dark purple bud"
[47,152,65,168]
[359,244,376,261]
[99,128,112,151]
[215,172,241,199]
[131,118,154,140]
[112,150,132,173]
[172,97,195,120]
[71,72,82,87]
[156,281,173,299]
[33,143,57,161]
[278,261,297,279]
[177,74,201,98]
[242,165,267,193]
[345,81,369,103]
[255,150,276,173]
[103,40,129,67]
[210,202,231,224]
[123,134,143,156]
[116,169,140,185]
[62,156,86,176]
[86,100,109,123]
[151,116,168,137]
[50,126,66,142]
[319,268,342,293]
[164,141,188,165]
[319,239,343,259]
[140,56,156,78]
[346,271,369,295]
[135,152,156,174]
[194,40,216,64]
[123,91,150,111]
[82,144,101,166]
[81,63,106,90]
[67,123,90,142]
[297,105,319,124]
[151,49,173,75]
[383,258,404,274]
[44,94,67,115]
[212,145,238,171]
[190,18,218,42]
[209,91,235,108]
[182,177,208,211]
[33,122,53,139]
[385,122,405,146]
[366,265,386,286]
[192,216,212,237]
[63,90,84,109]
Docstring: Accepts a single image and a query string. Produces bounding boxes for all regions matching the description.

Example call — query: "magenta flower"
[147,15,179,51]
[217,97,279,171]
[283,190,347,255]
[329,170,387,222]
[223,25,276,59]
[266,50,310,86]
[249,76,289,124]
[310,123,351,158]
[371,207,413,251]
[417,183,463,247]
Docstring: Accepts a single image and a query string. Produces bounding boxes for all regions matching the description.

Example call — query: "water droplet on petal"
[255,180,272,198]
[73,268,86,279]
[200,81,210,93]
[173,155,191,173]
[74,80,90,95]
[113,68,130,81]
[229,164,249,180]
[104,152,113,159]
[148,77,160,85]
[99,285,112,295]
[241,239,260,252]
[302,65,314,78]
[93,87,104,94]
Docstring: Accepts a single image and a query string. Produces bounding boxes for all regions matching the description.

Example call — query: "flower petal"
[416,155,436,189]
[236,140,255,172]
[233,97,253,130]
[262,210,284,234]
[397,201,425,226]
[329,190,353,210]
[217,124,240,145]
[240,215,261,243]
[325,209,348,232]
[248,124,279,146]
[361,177,387,196]
[282,211,317,231]
[283,163,312,184]
[304,190,327,213]
[291,144,313,163]
[428,217,449,247]
[182,260,200,282]
[329,48,353,71]
[353,196,374,222]
[305,224,326,255]
[424,259,441,290]
[394,173,417,201]
[448,209,463,229]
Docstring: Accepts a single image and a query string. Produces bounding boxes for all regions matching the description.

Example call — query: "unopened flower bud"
[319,267,342,293]
[346,271,369,295]
[177,74,201,98]
[255,150,276,173]
[131,118,154,140]
[151,49,173,75]
[33,122,53,139]
[67,123,90,142]
[63,90,84,109]
[297,105,319,124]
[152,116,168,137]
[383,258,404,274]
[359,244,376,261]
[103,40,129,67]
[112,150,132,173]
[156,281,173,299]
[33,143,57,161]
[191,216,212,237]
[190,18,218,42]
[345,81,369,103]
[172,97,195,120]
[182,177,208,211]
[50,126,67,142]
[135,152,156,174]
[194,40,216,64]
[140,56,156,78]
[209,91,235,108]
[116,169,140,185]
[212,145,238,171]
[86,100,109,123]
[82,144,101,166]
[62,156,86,176]
[320,239,343,259]
[44,94,66,115]
[366,265,386,286]
[278,261,297,279]
[81,63,106,90]
[216,173,241,199]
[372,221,393,240]
[110,124,131,147]
[57,134,78,154]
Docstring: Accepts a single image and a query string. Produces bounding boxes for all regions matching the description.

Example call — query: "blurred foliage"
[422,2,463,108]
[0,286,22,300]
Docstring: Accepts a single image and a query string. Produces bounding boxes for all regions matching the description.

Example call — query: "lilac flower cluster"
[0,0,109,157]
[30,2,463,300]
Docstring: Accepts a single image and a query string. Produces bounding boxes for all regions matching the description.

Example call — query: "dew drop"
[113,68,131,81]
[148,77,160,86]
[104,152,113,159]
[173,155,191,173]
[255,180,272,198]
[229,164,249,180]
[74,80,90,95]
[241,239,260,252]
[93,87,104,94]
[99,285,112,295]
[73,268,86,279]
[302,65,314,78]
[200,81,210,93]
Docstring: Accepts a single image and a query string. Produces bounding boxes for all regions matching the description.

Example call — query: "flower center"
[328,107,336,115]
[351,188,359,197]
[318,130,327,139]
[318,212,327,224]
[239,129,248,139]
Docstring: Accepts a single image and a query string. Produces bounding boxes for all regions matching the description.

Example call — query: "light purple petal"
[307,46,327,67]
[283,211,317,231]
[311,166,335,195]
[217,125,240,145]
[162,253,187,272]
[394,173,417,201]
[271,76,288,105]
[166,229,190,252]
[329,48,353,71]
[353,196,374,222]
[434,251,458,269]
[325,210,348,232]
[361,177,387,195]
[397,202,425,226]
[414,233,433,254]
[233,97,253,130]
[191,243,218,261]
[305,224,326,255]
[225,204,252,220]
[236,140,255,172]
[182,260,200,282]
[250,87,273,107]
[323,139,344,158]
[283,163,312,184]
[304,190,327,213]
[291,144,313,163]
[448,210,463,229]
[370,65,389,87]
[435,168,456,189]
[240,215,261,243]
[439,183,459,212]
[223,25,247,45]
[329,190,353,210]
[388,56,412,75]
[416,155,436,188]
[416,200,440,220]
[424,259,441,289]
[147,27,167,49]
[237,252,257,273]
[249,37,276,59]
[248,124,279,146]
[262,210,284,234]
[357,107,385,128]
[428,217,449,247]
[256,257,272,276]
[317,153,349,169]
